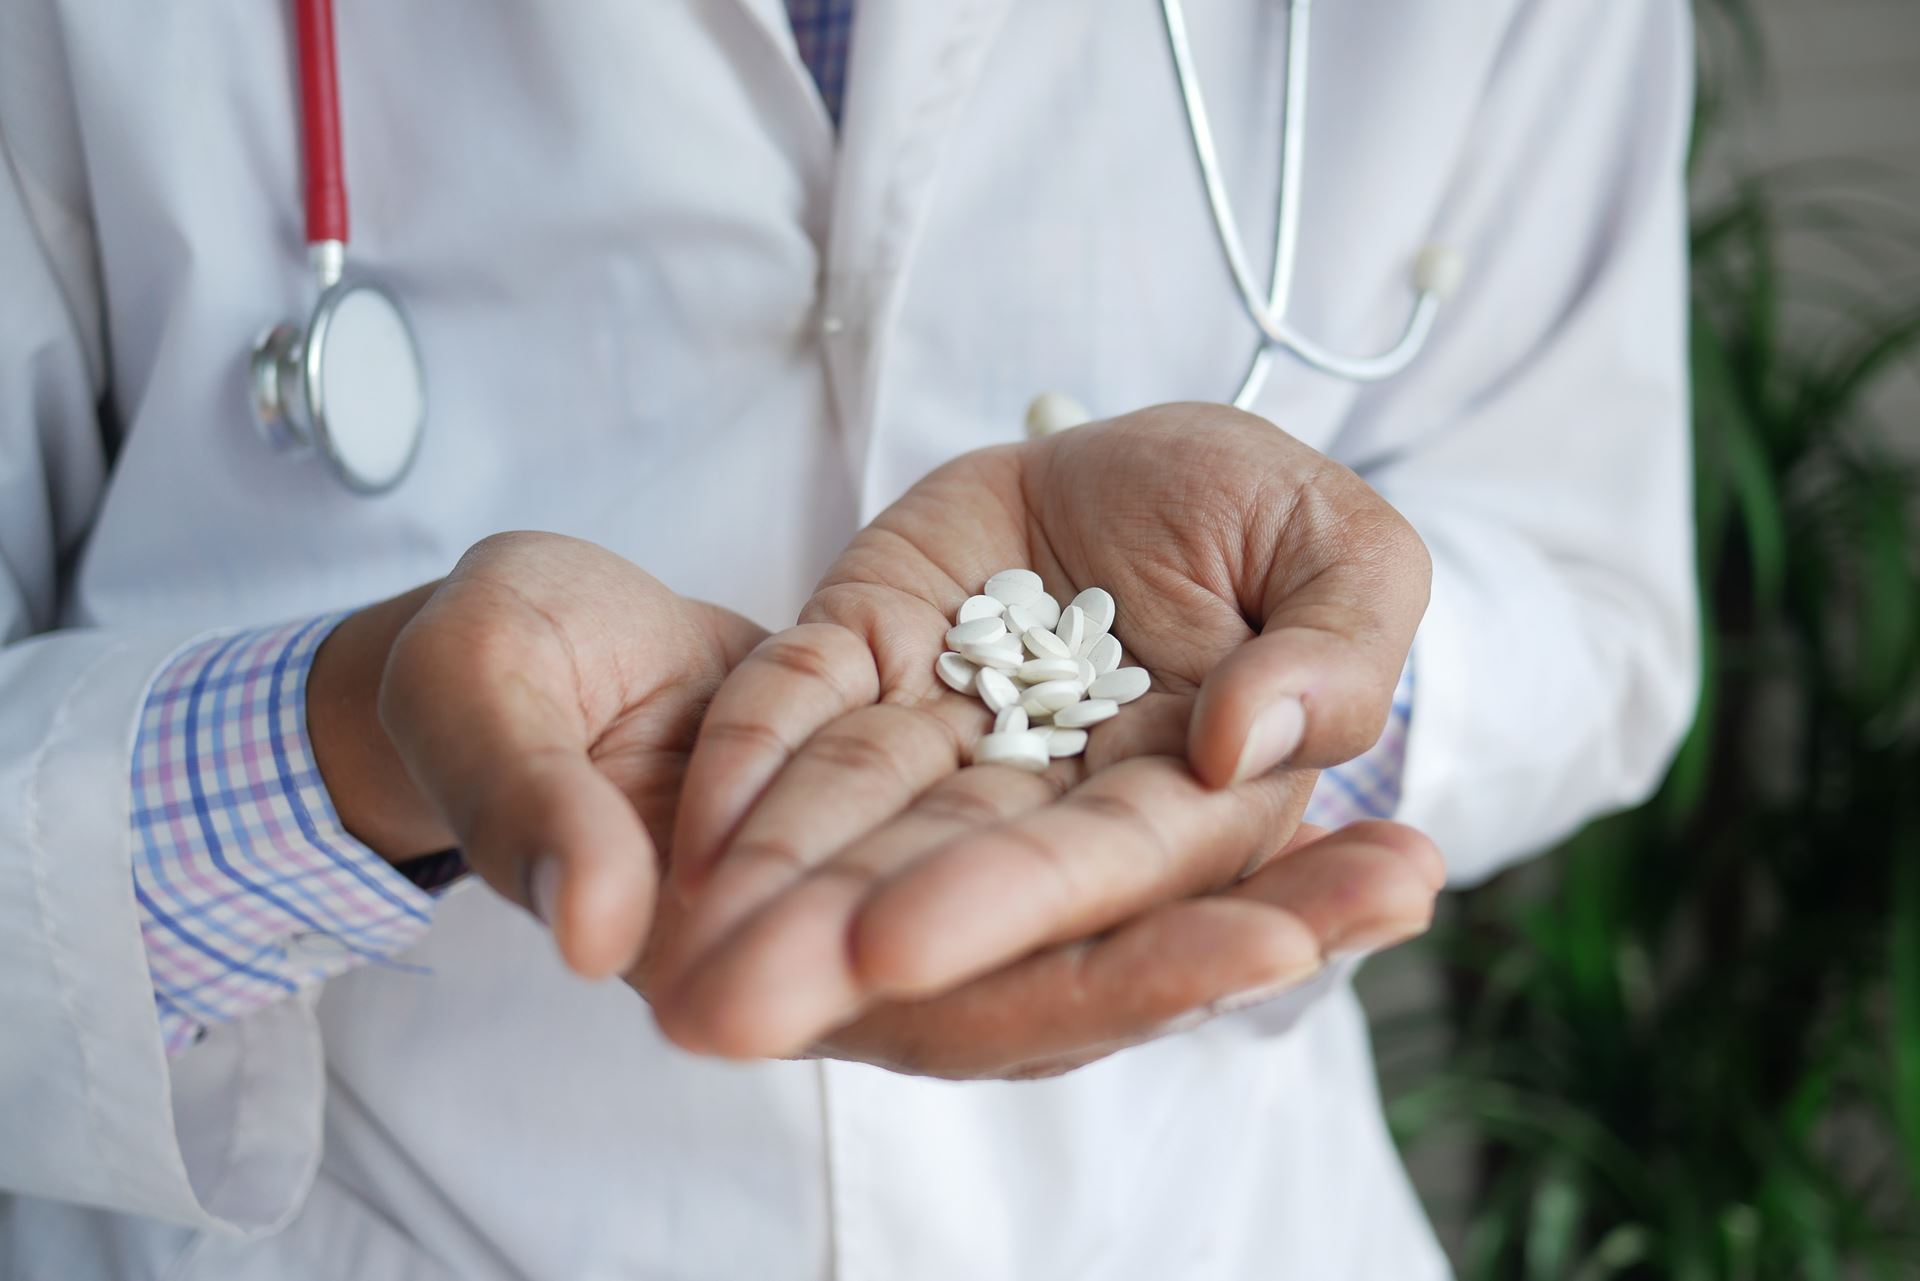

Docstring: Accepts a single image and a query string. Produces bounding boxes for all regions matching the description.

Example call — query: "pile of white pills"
[934,568,1152,772]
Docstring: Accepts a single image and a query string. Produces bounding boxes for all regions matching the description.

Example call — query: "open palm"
[650,404,1434,1063]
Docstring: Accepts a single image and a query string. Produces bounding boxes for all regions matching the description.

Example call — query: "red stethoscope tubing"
[295,0,349,248]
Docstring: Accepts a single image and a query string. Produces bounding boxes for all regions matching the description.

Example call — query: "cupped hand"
[648,404,1433,1060]
[725,819,1442,1080]
[314,531,765,979]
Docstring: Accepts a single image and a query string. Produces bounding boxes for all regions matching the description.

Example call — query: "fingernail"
[1231,695,1305,784]
[1324,918,1428,959]
[531,857,562,929]
[1207,963,1323,1016]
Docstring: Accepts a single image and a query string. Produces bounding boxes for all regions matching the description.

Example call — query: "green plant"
[1377,6,1920,1277]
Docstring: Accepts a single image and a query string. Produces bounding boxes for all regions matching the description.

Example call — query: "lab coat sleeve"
[1335,0,1699,884]
[0,37,329,1233]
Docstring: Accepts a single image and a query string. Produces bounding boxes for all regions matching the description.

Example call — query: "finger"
[1225,819,1443,954]
[662,700,978,976]
[815,894,1324,1077]
[1187,481,1431,785]
[668,623,881,894]
[815,821,1443,1080]
[379,600,655,979]
[651,762,1066,1051]
[665,686,1188,989]
[850,754,1312,1000]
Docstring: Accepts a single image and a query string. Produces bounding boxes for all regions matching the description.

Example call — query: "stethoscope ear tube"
[1160,0,1463,404]
[295,0,349,248]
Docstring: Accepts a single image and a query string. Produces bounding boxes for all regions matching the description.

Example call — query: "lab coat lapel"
[718,0,806,60]
[824,0,1017,513]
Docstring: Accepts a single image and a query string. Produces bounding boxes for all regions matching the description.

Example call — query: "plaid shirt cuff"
[1303,657,1414,828]
[130,614,437,1056]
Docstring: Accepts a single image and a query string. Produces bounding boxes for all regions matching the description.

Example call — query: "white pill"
[957,594,1005,624]
[1054,605,1086,656]
[985,568,1044,607]
[946,616,1007,649]
[1069,587,1115,637]
[1044,727,1089,757]
[995,704,1029,734]
[1087,667,1150,704]
[1027,592,1062,630]
[1053,698,1118,728]
[935,652,977,694]
[974,729,1051,772]
[961,638,1024,671]
[1076,656,1096,686]
[1017,657,1082,684]
[977,667,1022,712]
[1023,627,1071,660]
[1003,602,1043,635]
[1086,633,1122,675]
[1020,679,1085,715]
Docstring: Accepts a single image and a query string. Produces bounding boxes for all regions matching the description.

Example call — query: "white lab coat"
[0,1,1696,1277]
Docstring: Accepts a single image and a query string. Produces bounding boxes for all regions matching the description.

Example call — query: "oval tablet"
[977,667,1022,713]
[995,705,1029,734]
[1027,593,1062,630]
[1017,657,1081,684]
[1075,657,1097,686]
[957,594,1005,624]
[1023,628,1071,660]
[946,616,1007,649]
[1053,698,1117,728]
[974,729,1051,773]
[961,638,1024,671]
[1054,606,1086,656]
[1003,602,1043,635]
[1044,727,1089,758]
[1087,667,1149,704]
[985,569,1044,607]
[1069,587,1115,637]
[1020,679,1084,715]
[1086,633,1122,675]
[935,652,977,694]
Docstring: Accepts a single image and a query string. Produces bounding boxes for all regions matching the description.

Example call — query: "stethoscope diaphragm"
[251,280,426,495]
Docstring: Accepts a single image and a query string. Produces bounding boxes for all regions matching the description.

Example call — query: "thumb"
[1187,537,1427,789]
[380,604,657,979]
[470,751,659,980]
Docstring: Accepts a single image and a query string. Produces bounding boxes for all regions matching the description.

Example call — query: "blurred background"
[1357,1,1920,1276]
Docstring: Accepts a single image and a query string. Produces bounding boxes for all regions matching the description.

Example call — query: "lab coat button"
[818,313,846,337]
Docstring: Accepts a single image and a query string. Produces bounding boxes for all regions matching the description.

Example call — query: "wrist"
[308,583,453,863]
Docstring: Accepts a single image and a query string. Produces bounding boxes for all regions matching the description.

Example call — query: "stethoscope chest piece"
[251,281,426,495]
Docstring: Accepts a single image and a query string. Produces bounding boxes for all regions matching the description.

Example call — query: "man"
[0,1,1695,1276]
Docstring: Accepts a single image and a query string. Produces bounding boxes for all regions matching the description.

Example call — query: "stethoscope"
[250,0,426,495]
[247,0,1462,488]
[1027,0,1465,437]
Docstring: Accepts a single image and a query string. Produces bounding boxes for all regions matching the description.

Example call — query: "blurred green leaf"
[1893,823,1920,1198]
[1526,1169,1586,1280]
[1724,408,1788,611]
[1569,1225,1653,1281]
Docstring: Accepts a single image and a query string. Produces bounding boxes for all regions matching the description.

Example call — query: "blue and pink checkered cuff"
[1302,656,1414,829]
[130,614,435,1056]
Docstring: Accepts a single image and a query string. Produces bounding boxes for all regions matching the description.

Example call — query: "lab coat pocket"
[175,1169,461,1281]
